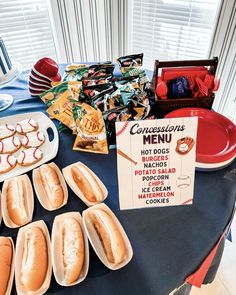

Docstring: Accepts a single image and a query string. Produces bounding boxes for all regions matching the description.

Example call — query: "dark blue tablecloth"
[0,65,235,295]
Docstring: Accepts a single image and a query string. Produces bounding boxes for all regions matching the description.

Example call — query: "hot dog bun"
[21,227,48,291]
[89,209,126,264]
[71,164,104,203]
[0,237,13,295]
[6,176,28,226]
[62,217,84,284]
[38,163,64,208]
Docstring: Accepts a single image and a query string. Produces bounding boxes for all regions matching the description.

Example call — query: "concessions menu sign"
[116,117,198,210]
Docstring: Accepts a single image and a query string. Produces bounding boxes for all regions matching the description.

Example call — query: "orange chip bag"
[73,103,108,154]
[47,89,80,132]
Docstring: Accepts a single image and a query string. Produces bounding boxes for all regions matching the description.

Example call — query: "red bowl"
[34,57,59,78]
[32,67,61,82]
[29,76,52,88]
[165,108,236,164]
[29,81,50,91]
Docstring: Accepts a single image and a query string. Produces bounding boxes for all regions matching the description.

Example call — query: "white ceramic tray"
[0,112,59,182]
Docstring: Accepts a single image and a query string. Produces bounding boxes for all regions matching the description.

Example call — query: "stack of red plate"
[165,108,236,171]
[29,57,61,96]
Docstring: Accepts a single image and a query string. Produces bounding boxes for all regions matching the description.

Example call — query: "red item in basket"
[204,74,214,90]
[195,77,208,97]
[162,66,208,83]
[156,80,168,99]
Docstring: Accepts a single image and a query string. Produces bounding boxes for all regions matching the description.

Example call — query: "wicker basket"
[151,57,218,118]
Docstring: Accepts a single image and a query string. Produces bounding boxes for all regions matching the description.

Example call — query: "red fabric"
[185,234,224,288]
[195,77,208,97]
[185,209,235,288]
[161,67,208,82]
[156,80,168,99]
[204,74,214,90]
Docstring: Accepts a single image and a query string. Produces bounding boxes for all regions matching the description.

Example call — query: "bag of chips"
[82,74,113,86]
[73,103,108,154]
[40,81,82,106]
[88,63,114,77]
[117,53,143,68]
[83,83,114,102]
[63,64,89,81]
[46,90,80,132]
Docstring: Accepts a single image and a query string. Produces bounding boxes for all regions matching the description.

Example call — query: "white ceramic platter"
[0,111,59,182]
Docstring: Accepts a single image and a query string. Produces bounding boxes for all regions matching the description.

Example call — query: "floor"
[191,216,236,295]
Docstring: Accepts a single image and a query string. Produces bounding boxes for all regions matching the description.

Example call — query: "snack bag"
[47,90,80,131]
[103,106,127,148]
[73,103,108,154]
[63,64,89,81]
[88,63,114,77]
[40,82,68,106]
[117,53,143,67]
[82,74,112,86]
[81,83,114,111]
[40,81,82,106]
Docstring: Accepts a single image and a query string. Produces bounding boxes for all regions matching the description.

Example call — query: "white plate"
[196,155,236,171]
[0,112,59,182]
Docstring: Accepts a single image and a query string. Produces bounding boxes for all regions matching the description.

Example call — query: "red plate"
[165,108,236,164]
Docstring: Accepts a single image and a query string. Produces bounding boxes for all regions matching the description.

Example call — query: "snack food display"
[0,237,14,295]
[83,203,133,270]
[2,174,34,228]
[0,154,17,174]
[15,220,52,295]
[16,118,38,134]
[0,124,15,139]
[22,131,45,148]
[63,161,108,206]
[51,212,89,286]
[0,135,21,154]
[38,56,152,152]
[33,162,68,211]
[17,147,43,166]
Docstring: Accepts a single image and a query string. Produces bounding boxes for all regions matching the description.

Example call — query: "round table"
[0,65,235,295]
